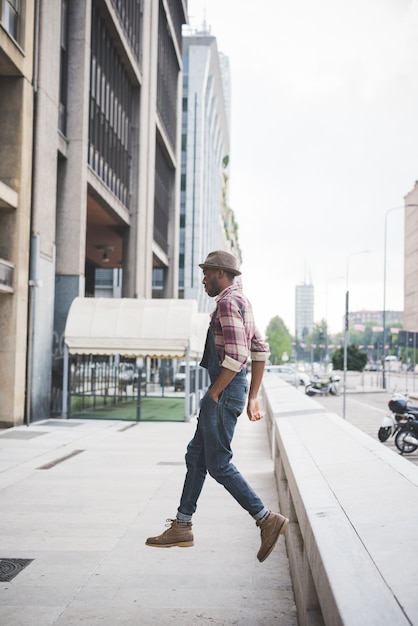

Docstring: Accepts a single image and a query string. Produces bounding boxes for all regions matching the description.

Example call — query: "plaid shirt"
[211,283,270,372]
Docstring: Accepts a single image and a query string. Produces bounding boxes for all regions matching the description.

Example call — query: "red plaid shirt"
[211,283,270,372]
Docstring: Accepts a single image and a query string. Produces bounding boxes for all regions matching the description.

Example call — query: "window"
[152,268,165,298]
[89,2,133,207]
[3,0,19,40]
[59,0,69,134]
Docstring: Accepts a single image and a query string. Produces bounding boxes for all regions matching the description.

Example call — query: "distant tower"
[295,283,314,340]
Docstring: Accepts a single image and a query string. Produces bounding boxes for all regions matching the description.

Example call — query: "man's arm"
[247,360,265,421]
[209,367,237,401]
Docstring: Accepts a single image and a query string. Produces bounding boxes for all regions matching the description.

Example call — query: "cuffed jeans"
[177,370,268,522]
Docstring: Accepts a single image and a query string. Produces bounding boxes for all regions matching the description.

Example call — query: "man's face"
[202,268,221,297]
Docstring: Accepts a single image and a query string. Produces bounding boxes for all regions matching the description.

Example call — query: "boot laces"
[164,518,176,529]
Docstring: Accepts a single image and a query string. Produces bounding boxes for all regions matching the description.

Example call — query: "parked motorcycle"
[305,374,340,397]
[378,393,413,442]
[395,420,418,454]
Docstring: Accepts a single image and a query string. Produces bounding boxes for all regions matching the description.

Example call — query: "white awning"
[64,297,209,358]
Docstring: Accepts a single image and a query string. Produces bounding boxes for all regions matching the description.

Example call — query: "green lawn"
[70,395,185,422]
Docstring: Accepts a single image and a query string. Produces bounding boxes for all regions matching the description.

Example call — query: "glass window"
[59,0,69,134]
[3,0,19,40]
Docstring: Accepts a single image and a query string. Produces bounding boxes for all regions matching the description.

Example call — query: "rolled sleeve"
[251,350,269,362]
[221,354,244,372]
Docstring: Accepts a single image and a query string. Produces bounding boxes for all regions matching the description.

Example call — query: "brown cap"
[199,250,241,276]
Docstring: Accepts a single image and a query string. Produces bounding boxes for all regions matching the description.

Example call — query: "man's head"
[199,250,241,297]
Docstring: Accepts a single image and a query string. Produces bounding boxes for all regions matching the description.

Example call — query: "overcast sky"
[187,0,418,336]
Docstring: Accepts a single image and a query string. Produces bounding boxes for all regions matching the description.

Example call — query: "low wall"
[261,376,418,626]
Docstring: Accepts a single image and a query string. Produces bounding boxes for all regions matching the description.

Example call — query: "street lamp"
[382,204,418,390]
[343,250,371,419]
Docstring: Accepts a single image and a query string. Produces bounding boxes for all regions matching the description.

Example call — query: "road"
[312,389,418,467]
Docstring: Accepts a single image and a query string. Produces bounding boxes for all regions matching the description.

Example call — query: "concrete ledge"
[0,180,18,210]
[261,377,418,626]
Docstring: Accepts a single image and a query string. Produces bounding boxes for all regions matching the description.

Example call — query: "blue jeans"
[177,370,267,522]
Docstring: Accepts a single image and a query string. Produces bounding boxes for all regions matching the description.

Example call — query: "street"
[313,390,418,467]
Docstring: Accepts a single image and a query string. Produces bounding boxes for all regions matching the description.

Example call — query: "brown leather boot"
[256,511,289,562]
[145,519,194,548]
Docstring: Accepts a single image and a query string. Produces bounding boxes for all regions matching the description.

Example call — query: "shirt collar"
[215,282,242,303]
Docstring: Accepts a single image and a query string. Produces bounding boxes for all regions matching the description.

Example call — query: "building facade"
[348,310,403,328]
[404,182,418,331]
[0,0,187,426]
[180,29,239,312]
[0,1,36,426]
[295,283,314,340]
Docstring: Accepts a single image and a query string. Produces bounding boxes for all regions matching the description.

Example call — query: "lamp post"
[343,250,370,419]
[382,204,418,390]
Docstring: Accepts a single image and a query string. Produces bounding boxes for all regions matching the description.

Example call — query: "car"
[365,360,381,371]
[264,365,310,387]
[174,361,199,392]
[384,356,402,372]
[174,363,186,391]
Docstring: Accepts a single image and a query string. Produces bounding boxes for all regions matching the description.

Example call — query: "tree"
[308,319,328,363]
[266,316,292,364]
[332,344,368,371]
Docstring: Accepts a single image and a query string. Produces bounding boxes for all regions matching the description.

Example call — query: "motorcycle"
[305,374,340,397]
[395,419,418,454]
[377,393,413,442]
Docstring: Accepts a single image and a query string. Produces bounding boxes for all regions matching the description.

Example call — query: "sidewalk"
[0,416,297,626]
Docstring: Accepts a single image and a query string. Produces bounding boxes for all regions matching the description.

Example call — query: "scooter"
[395,419,418,454]
[377,393,408,443]
[377,393,414,442]
[305,374,340,397]
[389,396,418,454]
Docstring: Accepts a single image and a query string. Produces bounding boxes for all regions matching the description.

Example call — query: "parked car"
[174,361,199,392]
[365,360,380,371]
[264,365,310,387]
[384,356,402,372]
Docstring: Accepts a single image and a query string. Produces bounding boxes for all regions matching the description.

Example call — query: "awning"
[64,297,209,358]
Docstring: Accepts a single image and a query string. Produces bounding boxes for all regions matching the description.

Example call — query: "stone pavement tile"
[0,583,79,608]
[0,416,297,625]
[53,606,292,626]
[1,551,106,590]
[0,606,63,626]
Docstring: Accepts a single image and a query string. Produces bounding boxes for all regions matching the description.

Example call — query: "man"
[146,251,289,562]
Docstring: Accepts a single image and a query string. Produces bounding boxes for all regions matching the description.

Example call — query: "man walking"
[146,251,289,562]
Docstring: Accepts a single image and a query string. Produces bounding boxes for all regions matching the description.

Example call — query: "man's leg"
[146,405,208,547]
[201,390,267,517]
[176,421,208,520]
[201,387,289,562]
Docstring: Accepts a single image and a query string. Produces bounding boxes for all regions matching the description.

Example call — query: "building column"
[29,0,62,420]
[53,0,91,405]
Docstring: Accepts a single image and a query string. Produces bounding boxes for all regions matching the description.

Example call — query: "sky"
[187,0,418,336]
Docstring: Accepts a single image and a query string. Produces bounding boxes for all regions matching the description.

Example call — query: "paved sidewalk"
[0,416,297,625]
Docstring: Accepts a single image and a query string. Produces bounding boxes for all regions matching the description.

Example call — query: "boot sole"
[145,541,194,548]
[258,517,289,563]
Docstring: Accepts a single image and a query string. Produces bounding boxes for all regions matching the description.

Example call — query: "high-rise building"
[180,28,239,312]
[0,0,187,426]
[404,182,418,331]
[295,283,314,340]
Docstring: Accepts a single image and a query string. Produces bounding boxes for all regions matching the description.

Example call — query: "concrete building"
[180,29,239,312]
[0,0,187,426]
[0,1,36,427]
[348,310,403,328]
[295,283,314,340]
[404,182,418,331]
